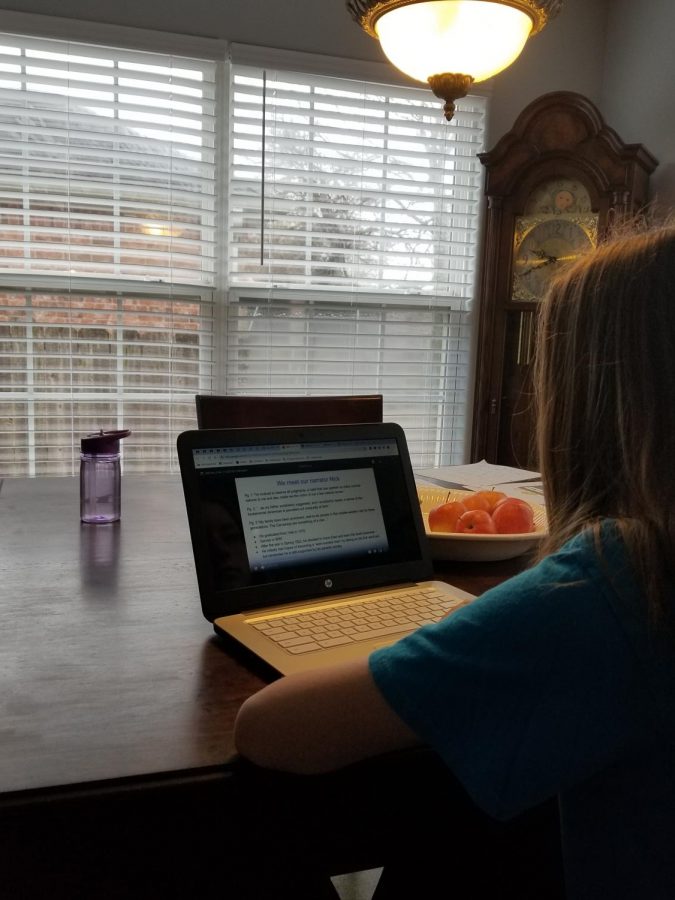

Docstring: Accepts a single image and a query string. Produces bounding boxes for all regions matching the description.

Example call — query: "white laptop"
[177,423,474,674]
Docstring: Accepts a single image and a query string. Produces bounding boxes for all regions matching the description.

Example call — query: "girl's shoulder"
[522,519,630,594]
[456,520,634,638]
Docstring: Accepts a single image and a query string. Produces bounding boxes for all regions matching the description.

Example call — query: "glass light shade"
[375,0,534,84]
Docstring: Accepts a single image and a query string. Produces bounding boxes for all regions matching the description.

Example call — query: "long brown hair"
[535,226,675,620]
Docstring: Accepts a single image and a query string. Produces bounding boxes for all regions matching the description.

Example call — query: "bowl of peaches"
[417,485,547,562]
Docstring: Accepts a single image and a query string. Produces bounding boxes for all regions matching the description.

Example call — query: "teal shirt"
[370,525,675,899]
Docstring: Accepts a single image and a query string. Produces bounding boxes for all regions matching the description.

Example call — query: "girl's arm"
[234,657,421,773]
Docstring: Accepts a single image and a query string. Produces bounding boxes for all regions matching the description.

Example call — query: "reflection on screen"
[235,467,388,571]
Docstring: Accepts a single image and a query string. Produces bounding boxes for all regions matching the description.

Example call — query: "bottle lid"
[81,429,131,454]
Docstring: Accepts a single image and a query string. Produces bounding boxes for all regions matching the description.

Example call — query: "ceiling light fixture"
[347,0,563,120]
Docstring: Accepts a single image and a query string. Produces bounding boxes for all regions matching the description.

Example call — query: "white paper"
[415,460,545,504]
[415,459,537,486]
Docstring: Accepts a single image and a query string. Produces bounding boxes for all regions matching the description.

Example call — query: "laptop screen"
[177,424,432,619]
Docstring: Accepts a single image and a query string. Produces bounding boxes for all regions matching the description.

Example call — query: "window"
[0,29,487,477]
[0,32,216,475]
[227,65,486,466]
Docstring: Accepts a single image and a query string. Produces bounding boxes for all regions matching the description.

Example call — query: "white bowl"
[417,485,548,562]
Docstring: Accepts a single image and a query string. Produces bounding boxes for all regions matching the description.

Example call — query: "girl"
[234,227,675,899]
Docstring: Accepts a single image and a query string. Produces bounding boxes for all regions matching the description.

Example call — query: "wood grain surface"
[0,474,527,805]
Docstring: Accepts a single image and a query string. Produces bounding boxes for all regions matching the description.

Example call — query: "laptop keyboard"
[248,586,470,655]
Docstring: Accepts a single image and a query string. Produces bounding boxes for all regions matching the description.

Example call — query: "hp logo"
[324,578,333,589]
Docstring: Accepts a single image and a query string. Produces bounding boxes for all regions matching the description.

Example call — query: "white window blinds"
[0,32,217,475]
[1,35,486,476]
[227,66,487,466]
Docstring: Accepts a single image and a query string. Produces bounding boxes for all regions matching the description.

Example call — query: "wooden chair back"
[195,394,383,429]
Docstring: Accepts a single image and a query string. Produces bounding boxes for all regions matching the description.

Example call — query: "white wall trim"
[231,41,492,97]
[0,9,228,60]
[231,41,414,86]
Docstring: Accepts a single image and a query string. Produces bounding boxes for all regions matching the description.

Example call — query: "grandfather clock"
[471,91,657,469]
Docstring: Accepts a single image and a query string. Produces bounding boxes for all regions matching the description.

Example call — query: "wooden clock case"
[470,91,657,469]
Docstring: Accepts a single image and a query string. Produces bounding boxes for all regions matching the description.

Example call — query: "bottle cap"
[81,429,131,454]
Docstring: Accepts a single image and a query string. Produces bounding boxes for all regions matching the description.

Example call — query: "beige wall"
[601,0,675,213]
[485,0,608,147]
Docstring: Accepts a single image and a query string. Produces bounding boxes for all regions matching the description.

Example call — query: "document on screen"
[235,467,389,571]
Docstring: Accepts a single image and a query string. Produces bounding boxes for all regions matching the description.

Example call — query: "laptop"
[177,422,474,674]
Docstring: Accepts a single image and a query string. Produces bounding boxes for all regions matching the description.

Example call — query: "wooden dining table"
[0,473,531,896]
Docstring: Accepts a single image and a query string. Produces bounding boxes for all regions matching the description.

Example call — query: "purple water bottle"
[80,429,131,524]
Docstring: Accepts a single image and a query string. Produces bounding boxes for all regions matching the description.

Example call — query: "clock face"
[512,216,597,302]
[513,177,598,302]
